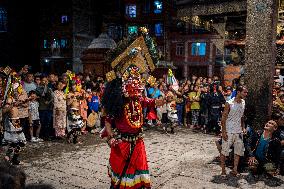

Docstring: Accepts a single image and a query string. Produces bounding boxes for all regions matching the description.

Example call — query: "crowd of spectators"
[0,65,283,188]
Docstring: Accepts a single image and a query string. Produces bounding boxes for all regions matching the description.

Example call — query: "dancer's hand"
[108,138,122,147]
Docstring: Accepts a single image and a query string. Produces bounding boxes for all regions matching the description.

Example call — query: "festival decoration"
[0,66,23,106]
[110,36,155,74]
[147,75,156,87]
[166,69,179,91]
[3,66,12,75]
[106,27,159,70]
[65,70,75,95]
[124,99,143,129]
[106,70,116,82]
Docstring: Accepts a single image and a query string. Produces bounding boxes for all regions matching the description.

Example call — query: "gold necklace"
[124,100,143,128]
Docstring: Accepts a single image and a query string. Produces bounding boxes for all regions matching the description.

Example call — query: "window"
[128,26,138,35]
[60,39,67,48]
[176,43,184,56]
[191,42,206,56]
[155,23,163,36]
[61,15,68,23]
[154,1,162,14]
[43,40,48,49]
[0,7,7,32]
[51,39,60,48]
[125,4,136,18]
[108,25,123,40]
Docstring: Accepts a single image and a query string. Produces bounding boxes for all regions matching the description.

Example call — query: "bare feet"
[230,170,239,177]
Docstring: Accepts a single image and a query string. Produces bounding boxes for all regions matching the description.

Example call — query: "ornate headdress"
[106,36,155,81]
[102,28,159,118]
[106,27,158,83]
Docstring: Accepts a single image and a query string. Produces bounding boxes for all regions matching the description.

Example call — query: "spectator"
[165,94,178,134]
[28,90,43,143]
[47,73,57,91]
[0,161,26,189]
[23,73,37,94]
[67,101,84,144]
[208,83,225,134]
[147,82,161,99]
[220,85,248,176]
[16,89,30,140]
[188,85,201,129]
[34,74,41,87]
[36,76,54,140]
[200,85,210,132]
[87,90,100,115]
[247,120,281,176]
[174,85,185,127]
[2,97,26,165]
[273,112,284,175]
[0,161,55,189]
[53,81,67,138]
[224,86,233,101]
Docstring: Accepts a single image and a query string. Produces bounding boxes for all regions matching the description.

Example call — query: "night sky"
[0,0,40,70]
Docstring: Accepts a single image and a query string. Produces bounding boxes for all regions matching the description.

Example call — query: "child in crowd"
[67,102,84,144]
[87,90,101,133]
[165,95,178,134]
[156,95,166,126]
[28,90,43,142]
[88,90,100,115]
[2,97,26,165]
[146,97,157,126]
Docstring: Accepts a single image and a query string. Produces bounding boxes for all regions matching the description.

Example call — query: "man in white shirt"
[220,85,248,176]
[23,73,37,94]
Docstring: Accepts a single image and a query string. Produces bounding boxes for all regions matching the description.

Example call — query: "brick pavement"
[22,129,284,189]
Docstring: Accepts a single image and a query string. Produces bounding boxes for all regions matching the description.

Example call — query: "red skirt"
[146,109,157,120]
[108,139,151,189]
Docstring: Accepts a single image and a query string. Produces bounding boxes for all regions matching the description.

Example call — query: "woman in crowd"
[53,81,67,138]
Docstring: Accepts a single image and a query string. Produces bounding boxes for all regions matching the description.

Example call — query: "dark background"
[0,0,40,71]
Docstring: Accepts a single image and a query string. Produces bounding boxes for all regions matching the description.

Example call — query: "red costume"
[146,99,157,120]
[106,106,150,188]
[102,33,157,188]
[103,67,151,189]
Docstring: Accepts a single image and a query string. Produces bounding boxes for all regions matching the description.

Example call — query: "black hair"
[0,161,26,189]
[271,112,282,121]
[236,85,247,92]
[28,90,37,96]
[0,162,55,189]
[101,78,124,118]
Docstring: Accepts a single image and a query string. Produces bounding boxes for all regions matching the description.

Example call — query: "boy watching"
[28,90,43,142]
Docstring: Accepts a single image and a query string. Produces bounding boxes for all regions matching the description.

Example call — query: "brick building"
[40,0,102,74]
[105,0,176,58]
